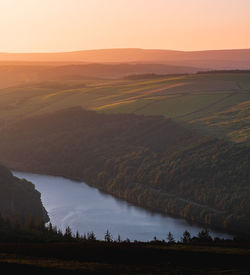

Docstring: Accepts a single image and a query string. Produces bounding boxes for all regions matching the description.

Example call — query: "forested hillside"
[0,164,49,230]
[0,107,249,235]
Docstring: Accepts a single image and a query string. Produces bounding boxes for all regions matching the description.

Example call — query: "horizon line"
[1,47,250,54]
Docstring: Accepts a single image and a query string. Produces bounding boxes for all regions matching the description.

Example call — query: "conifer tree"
[167,232,175,244]
[104,229,113,242]
[65,226,73,238]
[181,230,191,244]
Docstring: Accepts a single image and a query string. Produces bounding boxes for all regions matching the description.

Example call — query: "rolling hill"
[0,69,250,235]
[0,63,199,89]
[1,71,250,145]
[1,48,250,69]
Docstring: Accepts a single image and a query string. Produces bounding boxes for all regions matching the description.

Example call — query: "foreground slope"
[0,107,249,235]
[0,241,250,274]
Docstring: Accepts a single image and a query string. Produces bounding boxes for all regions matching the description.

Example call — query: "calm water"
[14,171,232,241]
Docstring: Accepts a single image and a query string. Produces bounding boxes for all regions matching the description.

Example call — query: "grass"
[0,242,250,274]
[102,93,231,119]
[1,72,250,144]
[192,100,250,144]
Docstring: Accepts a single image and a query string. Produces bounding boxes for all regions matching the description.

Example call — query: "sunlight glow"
[0,0,250,52]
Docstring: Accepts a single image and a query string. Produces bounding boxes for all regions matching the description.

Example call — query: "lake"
[13,171,232,241]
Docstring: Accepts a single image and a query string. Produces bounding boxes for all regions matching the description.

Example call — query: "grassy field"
[0,241,250,274]
[1,72,250,144]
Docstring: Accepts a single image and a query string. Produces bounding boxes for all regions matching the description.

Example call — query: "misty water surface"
[14,171,232,241]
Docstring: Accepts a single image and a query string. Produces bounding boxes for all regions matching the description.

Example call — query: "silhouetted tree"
[65,226,72,238]
[117,234,121,243]
[87,231,96,241]
[167,232,175,244]
[181,230,191,244]
[197,229,212,242]
[104,230,113,242]
[76,231,80,240]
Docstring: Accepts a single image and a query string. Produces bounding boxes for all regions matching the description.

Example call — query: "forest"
[0,164,48,228]
[0,107,249,236]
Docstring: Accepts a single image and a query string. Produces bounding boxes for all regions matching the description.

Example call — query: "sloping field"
[0,72,250,144]
[192,100,250,145]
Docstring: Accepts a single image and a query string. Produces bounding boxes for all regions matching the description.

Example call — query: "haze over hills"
[0,63,199,81]
[1,48,250,69]
[0,63,200,89]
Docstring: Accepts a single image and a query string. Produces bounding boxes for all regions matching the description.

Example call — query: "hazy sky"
[0,0,250,52]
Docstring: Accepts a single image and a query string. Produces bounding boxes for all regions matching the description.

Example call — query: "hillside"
[1,72,250,145]
[0,164,48,227]
[0,63,199,89]
[0,107,249,235]
[1,48,250,69]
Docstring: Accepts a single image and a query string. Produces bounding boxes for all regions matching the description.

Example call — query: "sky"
[0,0,250,53]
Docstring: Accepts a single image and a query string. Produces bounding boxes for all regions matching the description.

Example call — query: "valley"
[0,105,249,236]
[1,1,250,272]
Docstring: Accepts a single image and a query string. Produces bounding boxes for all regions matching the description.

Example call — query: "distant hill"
[0,63,199,88]
[40,63,199,79]
[1,48,250,69]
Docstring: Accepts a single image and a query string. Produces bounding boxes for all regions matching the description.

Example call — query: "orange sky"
[0,0,250,53]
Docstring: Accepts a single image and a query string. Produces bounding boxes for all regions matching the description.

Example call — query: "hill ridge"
[1,48,250,69]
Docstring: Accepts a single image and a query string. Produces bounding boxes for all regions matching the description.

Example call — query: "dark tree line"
[0,214,233,244]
